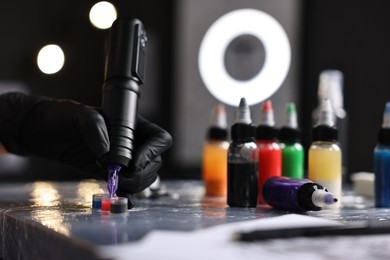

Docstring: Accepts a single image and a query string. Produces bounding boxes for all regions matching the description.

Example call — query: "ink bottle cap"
[256,100,278,140]
[256,125,278,140]
[259,100,275,127]
[296,183,325,211]
[316,98,334,127]
[235,97,252,124]
[207,104,228,141]
[311,189,338,208]
[312,125,338,142]
[377,129,390,145]
[279,102,301,142]
[284,102,298,129]
[279,127,300,143]
[231,98,256,142]
[312,98,338,142]
[232,123,256,142]
[378,102,390,145]
[208,128,228,140]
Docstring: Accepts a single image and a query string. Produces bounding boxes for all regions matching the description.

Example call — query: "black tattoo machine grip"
[98,18,147,169]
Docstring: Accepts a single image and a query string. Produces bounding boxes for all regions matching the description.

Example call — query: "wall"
[302,0,390,177]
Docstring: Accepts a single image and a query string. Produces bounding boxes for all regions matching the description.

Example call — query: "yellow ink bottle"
[308,98,342,208]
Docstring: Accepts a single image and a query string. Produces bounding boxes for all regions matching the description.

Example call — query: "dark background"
[301,0,390,178]
[0,0,389,181]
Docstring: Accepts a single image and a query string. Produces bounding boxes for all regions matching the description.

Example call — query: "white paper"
[98,214,345,260]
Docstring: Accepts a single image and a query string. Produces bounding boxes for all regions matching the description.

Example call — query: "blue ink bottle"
[374,101,390,207]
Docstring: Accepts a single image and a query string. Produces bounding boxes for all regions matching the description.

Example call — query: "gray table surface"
[0,179,389,260]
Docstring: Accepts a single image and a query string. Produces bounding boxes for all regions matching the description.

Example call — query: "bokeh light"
[37,44,65,74]
[89,1,117,29]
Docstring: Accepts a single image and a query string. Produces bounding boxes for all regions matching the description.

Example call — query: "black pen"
[236,223,390,242]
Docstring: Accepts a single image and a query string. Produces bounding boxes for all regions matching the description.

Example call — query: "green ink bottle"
[279,103,304,178]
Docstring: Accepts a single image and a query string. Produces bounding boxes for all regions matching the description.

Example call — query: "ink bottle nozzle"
[259,100,275,127]
[284,102,298,129]
[210,104,228,129]
[312,98,338,142]
[231,98,255,142]
[256,100,278,141]
[235,98,252,124]
[279,102,300,143]
[316,98,334,127]
[311,189,338,208]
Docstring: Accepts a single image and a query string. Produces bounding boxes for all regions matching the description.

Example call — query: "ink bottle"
[374,102,390,207]
[202,104,229,196]
[256,100,282,204]
[263,176,338,211]
[308,98,342,207]
[227,98,258,207]
[279,102,304,179]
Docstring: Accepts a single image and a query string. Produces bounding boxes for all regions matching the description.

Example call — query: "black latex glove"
[0,92,172,194]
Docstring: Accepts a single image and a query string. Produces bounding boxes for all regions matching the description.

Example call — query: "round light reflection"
[89,1,117,29]
[198,9,291,106]
[37,44,65,74]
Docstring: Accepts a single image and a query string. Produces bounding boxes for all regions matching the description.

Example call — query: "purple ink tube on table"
[262,176,338,211]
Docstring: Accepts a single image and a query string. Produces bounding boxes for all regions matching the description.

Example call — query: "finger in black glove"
[116,115,172,194]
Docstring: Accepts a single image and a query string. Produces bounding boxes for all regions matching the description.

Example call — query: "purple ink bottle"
[262,176,338,211]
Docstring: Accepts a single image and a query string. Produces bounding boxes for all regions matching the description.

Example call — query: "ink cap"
[312,98,338,142]
[92,193,105,210]
[110,197,128,213]
[231,98,256,142]
[100,194,111,211]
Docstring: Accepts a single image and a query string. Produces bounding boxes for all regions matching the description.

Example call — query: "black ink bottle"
[227,98,259,207]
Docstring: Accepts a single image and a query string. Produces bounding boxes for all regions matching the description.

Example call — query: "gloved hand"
[0,92,172,194]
